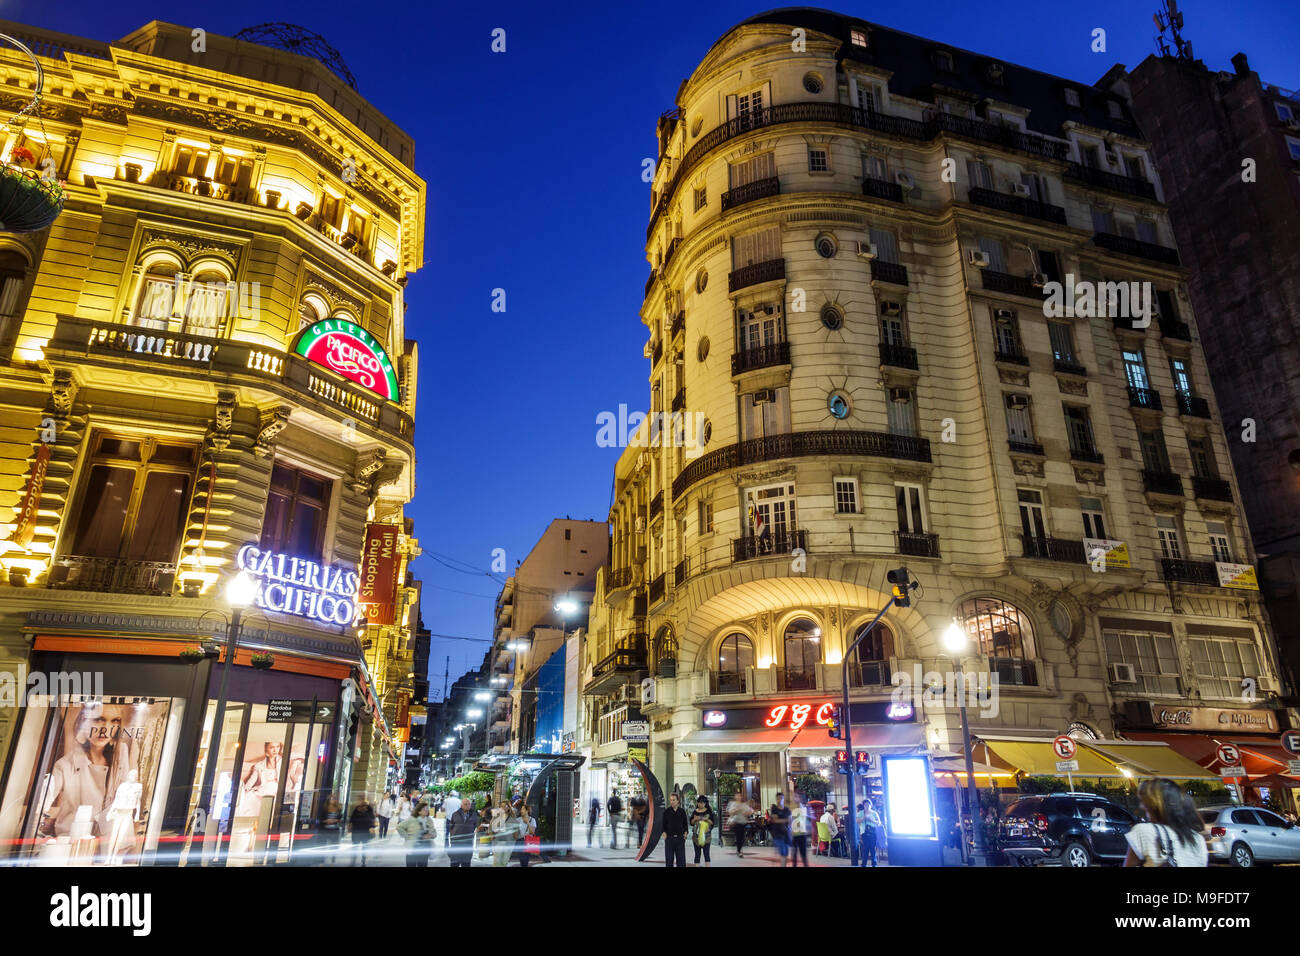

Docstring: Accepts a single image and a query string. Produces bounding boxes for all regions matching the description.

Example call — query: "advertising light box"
[881,753,935,838]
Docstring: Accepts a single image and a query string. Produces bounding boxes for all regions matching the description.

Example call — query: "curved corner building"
[580,8,1289,812]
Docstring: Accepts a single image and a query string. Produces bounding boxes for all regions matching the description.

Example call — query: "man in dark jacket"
[607,791,623,849]
[631,793,648,847]
[448,797,479,868]
[349,795,376,867]
[587,796,601,848]
[662,792,688,867]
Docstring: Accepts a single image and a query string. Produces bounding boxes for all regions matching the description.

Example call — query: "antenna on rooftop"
[1154,0,1193,60]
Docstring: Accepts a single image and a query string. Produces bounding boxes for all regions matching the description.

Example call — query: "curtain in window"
[126,472,191,562]
[70,465,135,558]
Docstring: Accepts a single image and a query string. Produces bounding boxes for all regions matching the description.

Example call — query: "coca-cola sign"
[1148,704,1278,733]
[295,319,399,401]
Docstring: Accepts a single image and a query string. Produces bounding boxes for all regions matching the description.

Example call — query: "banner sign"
[358,523,401,625]
[1083,538,1130,568]
[13,443,50,549]
[396,690,410,730]
[1144,704,1279,734]
[1215,563,1259,590]
[294,319,400,401]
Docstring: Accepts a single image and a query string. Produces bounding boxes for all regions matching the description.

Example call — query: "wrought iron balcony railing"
[862,177,904,202]
[1062,162,1157,200]
[879,341,918,369]
[991,657,1038,687]
[1093,232,1180,265]
[968,187,1067,224]
[994,346,1030,365]
[896,531,940,558]
[720,175,780,212]
[649,491,663,520]
[1142,470,1184,496]
[1159,318,1191,341]
[1053,359,1087,376]
[1176,391,1210,418]
[870,259,909,285]
[729,258,785,292]
[1020,535,1086,563]
[846,660,892,688]
[1008,440,1045,456]
[670,310,685,339]
[1192,475,1233,502]
[48,556,176,595]
[1069,445,1105,465]
[733,529,808,562]
[981,270,1044,300]
[648,573,666,605]
[1128,385,1163,411]
[1161,558,1219,586]
[731,341,791,375]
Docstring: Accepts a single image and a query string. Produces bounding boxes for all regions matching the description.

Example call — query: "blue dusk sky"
[5,0,1297,687]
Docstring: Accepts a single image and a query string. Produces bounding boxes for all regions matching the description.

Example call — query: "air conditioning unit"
[752,388,776,404]
[1006,394,1029,410]
[888,387,911,404]
[856,240,878,259]
[1030,272,1049,287]
[1109,662,1137,685]
[968,250,990,268]
[994,308,1015,320]
[1011,182,1031,197]
[880,301,903,317]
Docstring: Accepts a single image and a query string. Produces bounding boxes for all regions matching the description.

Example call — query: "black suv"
[999,794,1137,867]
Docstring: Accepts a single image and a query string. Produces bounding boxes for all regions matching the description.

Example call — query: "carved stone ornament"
[1072,464,1105,486]
[1011,456,1045,478]
[996,367,1030,387]
[208,390,237,453]
[141,228,243,267]
[350,447,386,493]
[1057,378,1089,397]
[369,461,405,497]
[255,406,291,458]
[1069,693,1093,723]
[734,466,796,486]
[47,369,77,418]
[304,273,366,318]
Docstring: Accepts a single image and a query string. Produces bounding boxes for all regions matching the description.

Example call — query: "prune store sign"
[295,320,400,401]
[236,544,360,625]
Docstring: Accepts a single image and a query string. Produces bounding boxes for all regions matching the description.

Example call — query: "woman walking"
[318,795,343,866]
[396,801,435,867]
[789,793,811,867]
[515,802,538,866]
[690,796,716,867]
[490,802,517,867]
[1123,778,1208,867]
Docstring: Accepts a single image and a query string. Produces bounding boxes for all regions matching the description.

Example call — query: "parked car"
[999,794,1137,867]
[1200,805,1300,866]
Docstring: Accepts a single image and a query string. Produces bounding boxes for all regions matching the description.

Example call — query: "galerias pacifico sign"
[294,319,399,401]
[358,523,401,625]
[13,443,51,548]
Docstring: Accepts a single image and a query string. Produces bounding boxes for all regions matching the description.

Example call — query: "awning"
[789,721,924,753]
[1124,732,1298,779]
[1232,742,1295,773]
[677,728,796,753]
[976,735,1127,777]
[1079,740,1218,779]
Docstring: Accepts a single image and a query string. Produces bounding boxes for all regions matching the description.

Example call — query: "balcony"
[720,175,780,212]
[732,341,791,375]
[870,259,909,286]
[981,270,1043,300]
[1128,385,1163,411]
[673,560,686,586]
[670,310,685,339]
[1008,440,1045,456]
[991,657,1038,687]
[645,272,658,298]
[1192,475,1234,502]
[968,187,1067,224]
[729,258,785,292]
[586,642,649,695]
[48,556,176,595]
[671,388,686,413]
[879,341,918,370]
[606,567,632,592]
[1112,313,1151,333]
[994,346,1030,366]
[776,669,818,692]
[1176,391,1210,418]
[1020,535,1086,563]
[896,531,940,558]
[631,591,647,617]
[1142,470,1184,497]
[663,236,683,269]
[710,670,747,695]
[674,429,932,498]
[1053,359,1088,376]
[1062,162,1158,200]
[846,660,892,688]
[1161,558,1219,586]
[649,491,663,521]
[929,111,1070,161]
[732,528,808,562]
[1159,317,1191,341]
[1092,233,1180,266]
[862,177,904,202]
[651,339,663,367]
[1069,445,1105,465]
[648,573,666,606]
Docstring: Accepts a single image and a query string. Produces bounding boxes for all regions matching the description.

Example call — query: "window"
[828,391,851,420]
[967,160,993,190]
[1139,429,1172,473]
[1048,321,1077,364]
[66,432,197,566]
[745,482,797,544]
[1091,207,1116,233]
[1037,249,1062,283]
[215,154,254,189]
[834,477,858,514]
[851,622,893,686]
[1157,289,1180,326]
[1005,394,1035,445]
[729,152,776,189]
[736,87,764,127]
[653,627,678,676]
[1018,172,1048,202]
[1064,88,1081,108]
[739,305,778,351]
[978,237,1005,272]
[1122,154,1148,181]
[956,597,1036,660]
[1104,628,1179,695]
[869,228,899,264]
[261,462,332,558]
[1170,357,1193,396]
[299,294,328,331]
[993,310,1021,357]
[1107,100,1124,120]
[345,209,369,244]
[934,50,954,72]
[1081,144,1102,169]
[693,186,707,211]
[1155,515,1182,560]
[850,28,867,47]
[1190,636,1261,700]
[783,618,821,690]
[896,483,926,534]
[880,305,907,347]
[182,269,233,337]
[698,499,713,533]
[1080,497,1108,539]
[1287,138,1300,161]
[732,225,781,269]
[134,261,181,330]
[172,144,210,178]
[1277,102,1295,122]
[717,633,753,692]
[1063,405,1098,458]
[696,270,708,294]
[1206,521,1234,563]
[808,148,829,172]
[820,303,844,331]
[886,387,918,437]
[803,74,824,95]
[319,193,344,228]
[862,154,887,181]
[1188,437,1217,479]
[1017,489,1047,541]
[856,83,879,112]
[0,252,24,346]
[1135,218,1157,244]
[815,233,837,257]
[1122,349,1150,390]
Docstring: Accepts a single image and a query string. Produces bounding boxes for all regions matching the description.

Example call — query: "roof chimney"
[1231,52,1250,76]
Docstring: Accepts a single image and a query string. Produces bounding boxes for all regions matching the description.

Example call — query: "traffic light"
[827,705,842,739]
[855,751,870,775]
[887,567,911,607]
[835,749,850,775]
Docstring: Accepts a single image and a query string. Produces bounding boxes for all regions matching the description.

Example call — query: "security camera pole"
[838,567,913,867]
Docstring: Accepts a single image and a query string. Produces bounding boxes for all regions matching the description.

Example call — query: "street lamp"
[942,619,990,866]
[473,690,492,702]
[554,597,579,616]
[466,708,484,718]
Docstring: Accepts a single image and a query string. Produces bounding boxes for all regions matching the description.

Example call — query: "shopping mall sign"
[236,544,360,625]
[358,523,401,625]
[295,320,400,401]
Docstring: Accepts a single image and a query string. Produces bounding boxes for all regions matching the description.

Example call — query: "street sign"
[1289,760,1300,775]
[1219,767,1246,780]
[268,699,294,722]
[1056,759,1079,773]
[622,720,650,742]
[268,699,335,723]
[1281,731,1300,757]
[1215,743,1241,767]
[1052,735,1077,760]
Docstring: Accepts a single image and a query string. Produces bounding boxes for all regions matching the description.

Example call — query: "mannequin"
[103,769,143,865]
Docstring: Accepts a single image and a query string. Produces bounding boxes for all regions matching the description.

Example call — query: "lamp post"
[942,619,990,867]
[193,569,257,865]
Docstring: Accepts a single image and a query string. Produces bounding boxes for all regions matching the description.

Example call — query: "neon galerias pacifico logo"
[294,320,399,401]
[236,544,360,625]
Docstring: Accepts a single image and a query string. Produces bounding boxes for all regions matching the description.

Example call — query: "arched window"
[653,626,678,678]
[851,621,894,687]
[182,268,232,337]
[134,259,181,330]
[956,597,1038,686]
[717,632,752,694]
[782,617,820,691]
[298,293,328,331]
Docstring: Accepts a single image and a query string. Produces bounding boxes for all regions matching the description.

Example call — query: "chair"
[816,821,832,856]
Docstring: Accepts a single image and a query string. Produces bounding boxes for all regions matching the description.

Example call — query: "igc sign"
[236,544,360,626]
[294,320,400,401]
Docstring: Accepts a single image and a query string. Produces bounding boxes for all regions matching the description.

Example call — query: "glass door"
[182,701,247,867]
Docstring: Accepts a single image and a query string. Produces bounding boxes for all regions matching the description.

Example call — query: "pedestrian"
[376,791,395,839]
[631,792,648,847]
[448,797,479,868]
[690,796,716,867]
[606,790,623,849]
[396,800,435,867]
[515,802,538,866]
[858,800,881,867]
[349,794,376,867]
[490,802,516,867]
[475,797,494,862]
[587,795,601,848]
[726,791,754,857]
[398,790,415,823]
[1123,777,1208,867]
[318,795,343,866]
[820,802,842,857]
[442,791,459,848]
[769,792,792,864]
[663,792,688,867]
[789,792,810,867]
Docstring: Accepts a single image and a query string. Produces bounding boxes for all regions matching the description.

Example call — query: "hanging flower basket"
[249,652,276,670]
[179,646,206,663]
[0,34,64,234]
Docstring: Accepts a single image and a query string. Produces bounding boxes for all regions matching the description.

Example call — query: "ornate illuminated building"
[0,19,424,863]
[583,9,1293,812]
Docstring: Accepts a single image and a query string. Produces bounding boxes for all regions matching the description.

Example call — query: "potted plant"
[0,144,64,234]
[793,772,830,803]
[123,162,142,183]
[249,651,275,670]
[179,645,206,663]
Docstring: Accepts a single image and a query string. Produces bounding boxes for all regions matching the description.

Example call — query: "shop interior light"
[942,620,968,653]
[226,570,258,608]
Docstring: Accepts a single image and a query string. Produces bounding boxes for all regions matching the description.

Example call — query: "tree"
[793,772,830,802]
